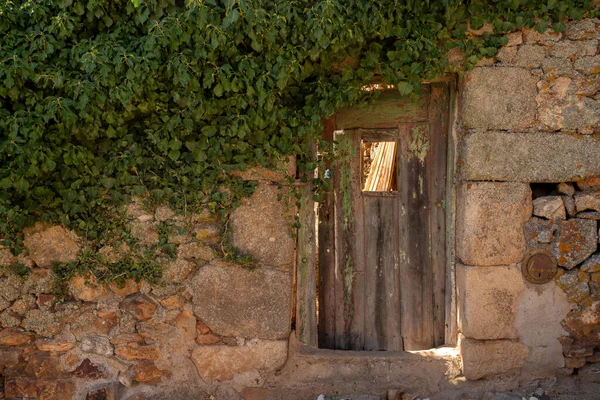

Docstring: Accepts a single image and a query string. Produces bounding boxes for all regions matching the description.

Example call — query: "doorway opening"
[310,83,454,352]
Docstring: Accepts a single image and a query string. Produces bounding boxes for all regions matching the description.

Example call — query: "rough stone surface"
[515,281,572,375]
[460,337,529,380]
[565,19,597,40]
[551,218,598,269]
[115,344,160,361]
[462,131,600,182]
[132,361,165,383]
[190,261,292,340]
[162,258,195,284]
[23,223,81,268]
[173,310,197,338]
[556,269,590,303]
[176,242,215,261]
[4,378,74,400]
[533,196,566,220]
[0,329,34,346]
[120,294,158,321]
[457,264,524,340]
[461,67,537,130]
[230,183,294,268]
[108,279,141,297]
[21,309,60,336]
[190,340,288,381]
[549,40,597,58]
[69,275,106,302]
[574,55,600,74]
[575,192,600,213]
[582,254,600,272]
[558,182,576,196]
[456,182,532,266]
[35,339,75,352]
[562,301,600,342]
[80,335,114,357]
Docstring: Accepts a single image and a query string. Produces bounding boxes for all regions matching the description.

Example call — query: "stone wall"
[0,18,599,400]
[0,168,295,399]
[457,18,600,384]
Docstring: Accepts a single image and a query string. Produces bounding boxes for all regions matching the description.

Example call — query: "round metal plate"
[521,250,557,284]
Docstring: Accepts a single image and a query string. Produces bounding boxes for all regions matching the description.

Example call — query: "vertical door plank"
[399,122,435,351]
[428,83,450,347]
[332,130,365,350]
[296,134,318,346]
[318,117,336,349]
[363,195,402,351]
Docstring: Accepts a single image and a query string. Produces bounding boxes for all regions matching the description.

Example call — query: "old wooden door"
[318,83,450,351]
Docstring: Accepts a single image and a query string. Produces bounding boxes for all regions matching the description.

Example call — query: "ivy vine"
[0,0,597,256]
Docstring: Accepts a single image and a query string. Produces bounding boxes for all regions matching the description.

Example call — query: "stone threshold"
[264,334,462,399]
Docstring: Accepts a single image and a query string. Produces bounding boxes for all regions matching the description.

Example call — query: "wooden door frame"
[294,77,458,350]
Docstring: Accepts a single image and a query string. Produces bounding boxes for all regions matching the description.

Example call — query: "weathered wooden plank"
[336,89,429,129]
[331,131,367,350]
[296,136,318,346]
[445,80,458,346]
[398,122,435,351]
[363,194,402,351]
[318,117,336,349]
[330,130,359,349]
[428,83,450,347]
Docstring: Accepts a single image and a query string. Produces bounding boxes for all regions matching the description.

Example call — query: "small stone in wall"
[565,19,597,41]
[557,182,576,196]
[563,342,595,358]
[21,309,60,336]
[115,344,160,361]
[108,279,141,297]
[69,275,106,302]
[552,219,598,269]
[564,356,587,368]
[111,333,143,346]
[173,310,197,339]
[549,40,597,58]
[4,378,74,400]
[176,242,214,262]
[35,339,75,353]
[80,335,114,357]
[129,221,159,246]
[25,353,65,379]
[23,223,81,268]
[71,358,105,379]
[533,196,566,220]
[574,55,600,75]
[162,258,195,284]
[160,295,184,310]
[575,74,600,97]
[120,294,158,321]
[523,27,562,43]
[132,361,168,384]
[575,192,600,213]
[562,195,577,217]
[0,329,34,346]
[576,177,600,192]
[505,31,523,47]
[582,254,600,273]
[155,206,176,222]
[0,311,21,328]
[556,269,590,303]
[562,301,600,342]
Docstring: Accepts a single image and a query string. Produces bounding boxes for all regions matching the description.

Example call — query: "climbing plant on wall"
[0,0,597,250]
